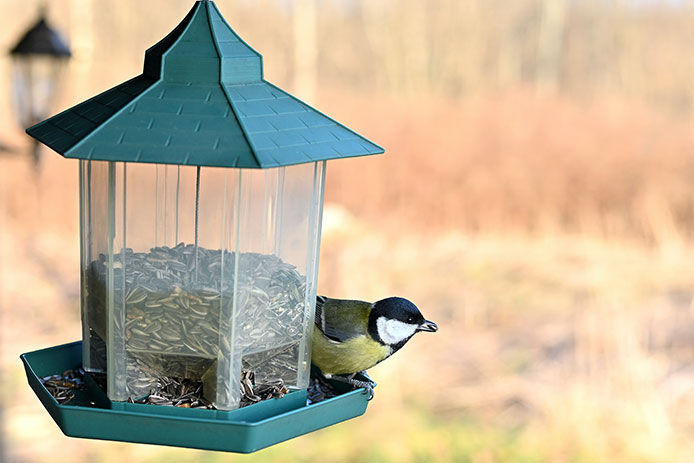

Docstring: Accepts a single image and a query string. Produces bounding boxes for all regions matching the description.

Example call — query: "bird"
[311,295,438,398]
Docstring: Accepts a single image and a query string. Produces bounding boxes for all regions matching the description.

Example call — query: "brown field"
[1,1,694,462]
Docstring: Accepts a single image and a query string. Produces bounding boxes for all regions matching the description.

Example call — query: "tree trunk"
[293,0,318,103]
[536,0,567,93]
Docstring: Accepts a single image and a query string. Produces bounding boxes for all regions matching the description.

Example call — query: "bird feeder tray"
[22,341,371,453]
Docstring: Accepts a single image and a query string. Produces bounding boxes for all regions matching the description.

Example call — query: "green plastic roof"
[26,0,383,168]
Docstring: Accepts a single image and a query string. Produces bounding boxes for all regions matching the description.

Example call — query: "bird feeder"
[21,0,382,452]
[9,6,71,165]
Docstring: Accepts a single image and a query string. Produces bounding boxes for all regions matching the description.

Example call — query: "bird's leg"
[325,373,375,400]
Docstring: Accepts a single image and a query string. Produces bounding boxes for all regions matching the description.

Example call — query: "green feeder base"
[21,341,371,453]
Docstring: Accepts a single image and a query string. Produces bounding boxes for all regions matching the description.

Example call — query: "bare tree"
[536,0,567,93]
[293,0,317,102]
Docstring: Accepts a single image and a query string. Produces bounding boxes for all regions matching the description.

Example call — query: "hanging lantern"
[9,7,71,166]
[21,0,383,453]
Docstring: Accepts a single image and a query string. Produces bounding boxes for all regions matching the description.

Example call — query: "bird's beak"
[417,320,438,332]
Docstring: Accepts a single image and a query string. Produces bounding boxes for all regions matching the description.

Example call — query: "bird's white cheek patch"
[377,317,418,345]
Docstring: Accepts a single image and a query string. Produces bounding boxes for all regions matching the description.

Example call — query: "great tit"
[311,296,438,395]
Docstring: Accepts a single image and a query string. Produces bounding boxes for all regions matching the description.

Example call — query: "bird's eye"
[407,316,415,323]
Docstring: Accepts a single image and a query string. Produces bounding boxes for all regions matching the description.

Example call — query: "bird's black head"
[368,297,438,350]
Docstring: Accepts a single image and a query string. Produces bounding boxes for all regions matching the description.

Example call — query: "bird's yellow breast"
[311,326,391,375]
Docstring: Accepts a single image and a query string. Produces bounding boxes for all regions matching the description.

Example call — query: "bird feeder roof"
[26,0,383,168]
[10,14,72,57]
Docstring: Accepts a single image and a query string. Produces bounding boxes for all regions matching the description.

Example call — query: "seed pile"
[130,370,289,409]
[85,243,309,401]
[41,369,85,405]
[122,353,214,397]
[239,370,289,407]
[41,369,288,410]
[128,377,215,409]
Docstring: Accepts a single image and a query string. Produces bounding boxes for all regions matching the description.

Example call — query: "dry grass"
[321,89,694,245]
[317,208,694,462]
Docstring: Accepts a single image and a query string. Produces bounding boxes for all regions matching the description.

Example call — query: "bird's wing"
[315,296,371,342]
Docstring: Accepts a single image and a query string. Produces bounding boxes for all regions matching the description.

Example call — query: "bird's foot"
[327,373,376,400]
[354,380,375,401]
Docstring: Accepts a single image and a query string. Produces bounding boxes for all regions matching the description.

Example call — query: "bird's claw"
[349,378,375,400]
[349,372,376,400]
[363,383,375,401]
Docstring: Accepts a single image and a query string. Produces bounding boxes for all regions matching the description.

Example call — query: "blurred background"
[1,0,694,461]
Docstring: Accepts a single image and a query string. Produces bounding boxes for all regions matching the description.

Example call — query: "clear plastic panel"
[214,169,242,409]
[119,164,226,399]
[120,162,159,398]
[107,162,128,401]
[80,160,110,373]
[214,164,325,408]
[241,162,326,389]
[297,161,326,388]
[80,160,325,409]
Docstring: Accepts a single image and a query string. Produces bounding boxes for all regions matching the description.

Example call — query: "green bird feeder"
[22,0,382,453]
